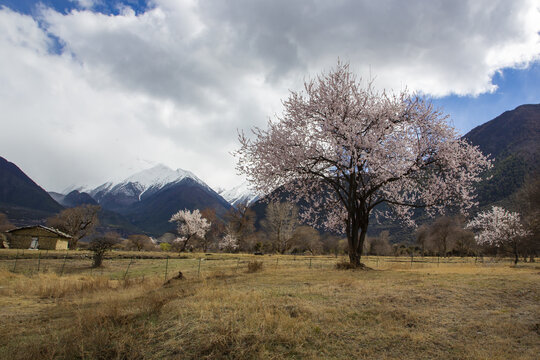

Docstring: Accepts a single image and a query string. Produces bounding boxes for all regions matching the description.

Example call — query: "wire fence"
[0,249,528,282]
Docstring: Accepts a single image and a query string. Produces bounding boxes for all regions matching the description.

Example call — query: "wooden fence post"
[124,257,133,280]
[60,251,68,276]
[164,256,169,281]
[12,250,19,272]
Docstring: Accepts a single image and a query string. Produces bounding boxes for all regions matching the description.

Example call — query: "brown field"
[0,250,538,359]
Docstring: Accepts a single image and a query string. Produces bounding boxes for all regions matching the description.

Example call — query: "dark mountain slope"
[464,104,539,206]
[114,178,231,236]
[464,104,539,162]
[63,190,98,207]
[0,156,63,223]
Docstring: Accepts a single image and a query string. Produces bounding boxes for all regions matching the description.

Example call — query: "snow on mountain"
[94,164,211,200]
[123,164,206,192]
[219,181,260,207]
[61,164,212,204]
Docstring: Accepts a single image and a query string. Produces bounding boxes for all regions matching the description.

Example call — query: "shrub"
[247,260,263,273]
[160,242,172,252]
[89,237,117,267]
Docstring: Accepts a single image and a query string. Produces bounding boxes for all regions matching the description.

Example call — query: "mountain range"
[66,164,231,235]
[0,103,538,238]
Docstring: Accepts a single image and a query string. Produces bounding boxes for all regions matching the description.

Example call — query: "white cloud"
[70,0,101,10]
[0,0,539,192]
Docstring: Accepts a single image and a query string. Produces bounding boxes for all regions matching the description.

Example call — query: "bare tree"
[416,224,430,256]
[47,205,100,249]
[292,225,322,254]
[417,216,474,257]
[427,217,457,257]
[200,208,225,252]
[320,233,345,256]
[127,234,154,251]
[0,213,15,232]
[370,231,393,256]
[261,201,298,254]
[512,175,540,261]
[236,62,491,266]
[225,202,256,251]
[453,229,476,257]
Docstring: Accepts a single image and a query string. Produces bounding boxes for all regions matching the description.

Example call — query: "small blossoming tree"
[466,206,530,264]
[169,209,211,252]
[218,233,239,252]
[236,62,491,267]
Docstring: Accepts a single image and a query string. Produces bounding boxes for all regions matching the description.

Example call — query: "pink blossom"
[236,62,491,265]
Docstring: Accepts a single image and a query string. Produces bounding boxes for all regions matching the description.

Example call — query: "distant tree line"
[1,175,537,266]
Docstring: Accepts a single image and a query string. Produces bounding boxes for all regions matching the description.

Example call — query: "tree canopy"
[236,62,491,266]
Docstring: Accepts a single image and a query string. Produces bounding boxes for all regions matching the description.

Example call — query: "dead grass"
[0,270,162,299]
[0,256,538,359]
[246,260,263,273]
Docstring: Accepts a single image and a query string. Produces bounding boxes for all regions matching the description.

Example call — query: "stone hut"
[6,225,71,250]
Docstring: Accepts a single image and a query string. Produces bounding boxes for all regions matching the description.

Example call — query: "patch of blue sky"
[0,0,152,54]
[432,62,540,135]
[0,0,151,16]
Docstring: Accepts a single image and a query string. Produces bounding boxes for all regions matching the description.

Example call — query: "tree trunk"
[180,235,193,252]
[346,215,368,268]
[69,237,79,250]
[92,251,104,267]
[348,251,360,266]
[443,239,447,258]
[513,241,519,265]
[347,223,360,266]
[356,225,368,263]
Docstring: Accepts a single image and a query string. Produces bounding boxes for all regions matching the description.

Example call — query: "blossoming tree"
[466,206,530,264]
[218,232,239,252]
[236,62,491,266]
[169,209,211,252]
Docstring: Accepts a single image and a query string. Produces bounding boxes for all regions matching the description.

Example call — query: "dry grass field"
[0,251,538,359]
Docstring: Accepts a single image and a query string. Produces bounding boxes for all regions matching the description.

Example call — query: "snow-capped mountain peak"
[123,164,204,191]
[66,164,213,206]
[219,181,260,207]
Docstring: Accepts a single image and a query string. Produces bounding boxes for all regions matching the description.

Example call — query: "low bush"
[247,260,263,273]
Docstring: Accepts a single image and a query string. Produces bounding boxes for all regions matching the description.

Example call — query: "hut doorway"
[29,237,38,249]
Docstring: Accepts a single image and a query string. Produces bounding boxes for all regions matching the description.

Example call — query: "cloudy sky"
[1,0,539,193]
